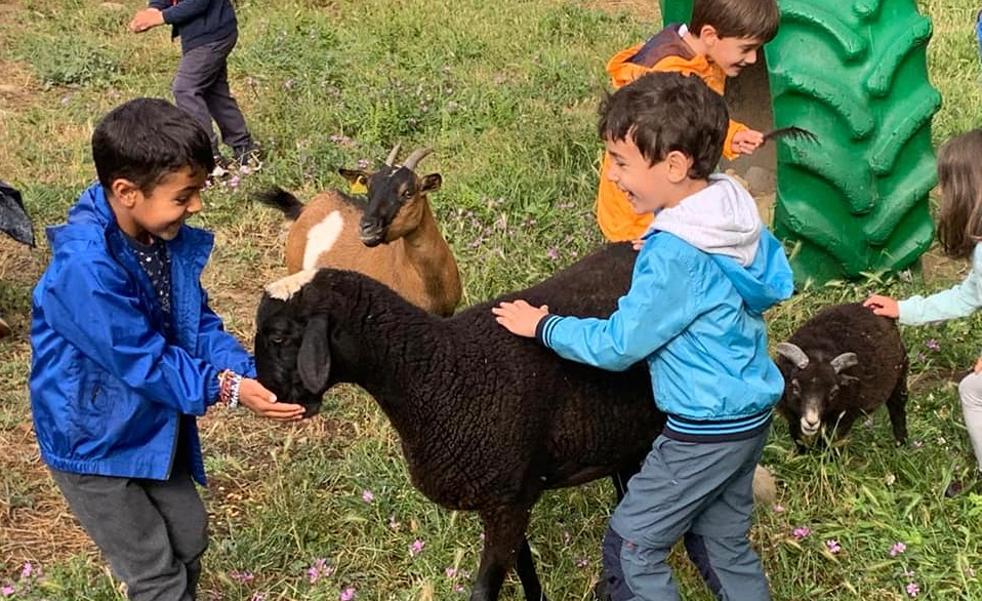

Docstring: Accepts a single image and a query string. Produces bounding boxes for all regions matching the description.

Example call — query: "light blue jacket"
[537,176,794,439]
[899,243,982,325]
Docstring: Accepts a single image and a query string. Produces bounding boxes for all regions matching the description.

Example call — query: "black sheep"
[775,302,909,450]
[255,243,772,601]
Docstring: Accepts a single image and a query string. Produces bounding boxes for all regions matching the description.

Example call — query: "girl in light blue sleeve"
[866,129,982,497]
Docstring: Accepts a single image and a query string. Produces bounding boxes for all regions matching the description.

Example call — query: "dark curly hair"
[597,71,728,180]
[93,98,215,193]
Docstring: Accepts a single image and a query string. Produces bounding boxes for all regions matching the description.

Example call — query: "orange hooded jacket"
[596,24,749,242]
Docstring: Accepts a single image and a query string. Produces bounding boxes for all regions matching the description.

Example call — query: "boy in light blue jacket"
[494,72,793,600]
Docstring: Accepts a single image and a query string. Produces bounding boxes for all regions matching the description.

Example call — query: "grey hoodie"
[651,174,763,267]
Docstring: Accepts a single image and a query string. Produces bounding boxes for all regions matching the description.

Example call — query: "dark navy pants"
[172,32,253,156]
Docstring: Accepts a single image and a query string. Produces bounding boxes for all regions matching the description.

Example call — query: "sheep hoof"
[265,269,319,300]
[752,465,777,506]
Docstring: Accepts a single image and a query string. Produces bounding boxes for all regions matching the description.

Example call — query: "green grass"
[2,0,982,599]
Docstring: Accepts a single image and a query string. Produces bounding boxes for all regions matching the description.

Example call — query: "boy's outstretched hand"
[731,129,764,155]
[129,8,164,33]
[863,294,900,319]
[237,378,306,421]
[492,300,549,338]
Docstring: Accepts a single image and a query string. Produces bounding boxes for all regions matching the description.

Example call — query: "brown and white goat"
[257,145,462,317]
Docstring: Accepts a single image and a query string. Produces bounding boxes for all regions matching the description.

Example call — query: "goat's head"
[254,270,339,416]
[775,342,860,439]
[338,144,442,247]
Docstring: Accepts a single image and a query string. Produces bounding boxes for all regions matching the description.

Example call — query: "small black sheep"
[254,243,774,601]
[775,302,909,449]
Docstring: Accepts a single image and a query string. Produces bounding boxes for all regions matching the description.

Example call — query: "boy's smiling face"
[701,29,764,77]
[604,133,697,215]
[112,166,207,242]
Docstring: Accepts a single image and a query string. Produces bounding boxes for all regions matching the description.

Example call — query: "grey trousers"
[957,372,982,473]
[50,465,208,601]
[172,33,252,155]
[602,429,770,601]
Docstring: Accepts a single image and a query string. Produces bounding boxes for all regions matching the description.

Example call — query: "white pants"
[957,372,982,473]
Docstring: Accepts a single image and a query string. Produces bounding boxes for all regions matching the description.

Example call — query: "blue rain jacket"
[30,182,254,484]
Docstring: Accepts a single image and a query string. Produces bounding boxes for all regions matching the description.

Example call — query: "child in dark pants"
[29,98,305,600]
[129,0,260,175]
[493,72,793,600]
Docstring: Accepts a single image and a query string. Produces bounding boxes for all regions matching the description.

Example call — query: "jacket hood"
[45,181,212,259]
[652,174,762,266]
[45,182,113,251]
[652,174,793,314]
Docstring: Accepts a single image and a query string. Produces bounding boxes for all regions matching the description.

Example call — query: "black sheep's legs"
[470,506,533,601]
[515,537,547,601]
[828,411,859,442]
[886,363,909,445]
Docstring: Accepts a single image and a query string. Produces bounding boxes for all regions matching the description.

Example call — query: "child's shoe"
[233,145,263,174]
[210,154,233,179]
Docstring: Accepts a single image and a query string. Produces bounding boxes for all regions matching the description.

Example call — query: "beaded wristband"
[218,369,243,409]
[227,373,241,409]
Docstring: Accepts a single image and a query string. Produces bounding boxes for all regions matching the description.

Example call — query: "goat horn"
[384,143,402,166]
[776,342,809,370]
[830,352,859,373]
[402,147,433,171]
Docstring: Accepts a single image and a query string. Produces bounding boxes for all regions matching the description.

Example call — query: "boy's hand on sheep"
[237,378,306,421]
[492,300,549,338]
[863,295,899,319]
[974,357,982,374]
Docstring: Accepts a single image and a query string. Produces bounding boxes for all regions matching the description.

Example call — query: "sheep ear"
[839,374,861,386]
[776,342,809,369]
[297,315,332,393]
[830,352,859,374]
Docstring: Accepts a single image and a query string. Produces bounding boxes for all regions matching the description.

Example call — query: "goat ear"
[419,173,442,194]
[338,168,370,184]
[830,352,859,374]
[297,315,332,393]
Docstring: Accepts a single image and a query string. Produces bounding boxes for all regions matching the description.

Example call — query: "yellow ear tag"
[350,177,368,195]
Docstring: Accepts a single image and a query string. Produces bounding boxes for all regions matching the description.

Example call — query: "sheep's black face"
[785,364,841,439]
[339,166,442,247]
[777,344,860,443]
[254,296,330,416]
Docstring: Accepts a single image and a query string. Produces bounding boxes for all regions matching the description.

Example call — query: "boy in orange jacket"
[596,0,780,242]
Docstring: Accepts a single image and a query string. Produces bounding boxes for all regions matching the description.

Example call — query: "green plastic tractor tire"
[659,0,941,284]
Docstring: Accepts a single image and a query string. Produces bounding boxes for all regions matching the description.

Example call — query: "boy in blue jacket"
[30,98,304,601]
[129,0,260,175]
[494,72,793,600]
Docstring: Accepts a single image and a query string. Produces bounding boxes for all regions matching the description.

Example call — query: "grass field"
[2,0,982,599]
